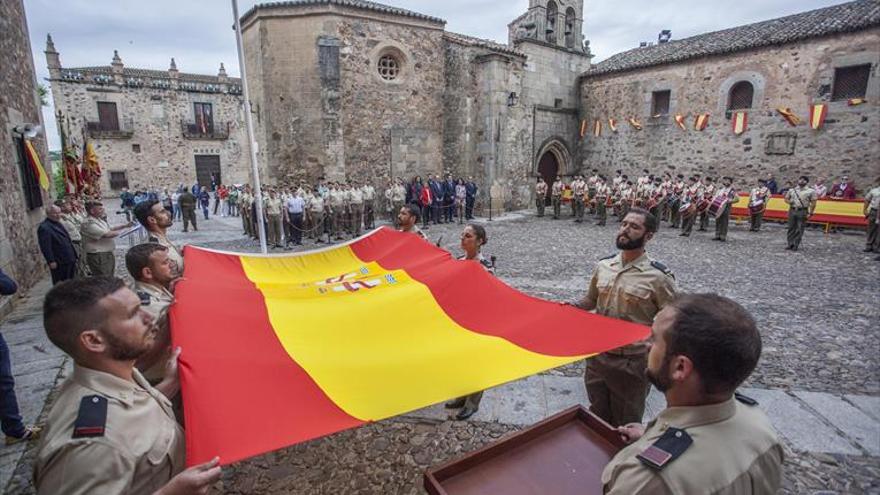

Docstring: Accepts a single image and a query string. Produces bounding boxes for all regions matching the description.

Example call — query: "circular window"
[377,55,401,81]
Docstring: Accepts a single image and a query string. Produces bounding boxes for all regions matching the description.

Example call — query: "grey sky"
[24,0,849,150]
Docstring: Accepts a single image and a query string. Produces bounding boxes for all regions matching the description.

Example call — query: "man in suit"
[465,177,478,220]
[37,205,78,285]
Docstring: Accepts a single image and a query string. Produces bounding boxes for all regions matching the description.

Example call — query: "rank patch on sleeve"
[637,427,692,470]
[72,395,108,438]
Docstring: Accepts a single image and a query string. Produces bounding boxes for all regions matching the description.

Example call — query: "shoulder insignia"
[147,235,159,243]
[598,253,616,261]
[735,391,759,406]
[72,395,108,438]
[479,258,493,270]
[650,260,675,279]
[136,291,151,306]
[637,427,692,470]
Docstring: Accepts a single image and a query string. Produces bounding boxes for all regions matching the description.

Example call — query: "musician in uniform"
[698,177,716,232]
[712,177,738,242]
[618,180,634,222]
[587,169,601,214]
[601,294,783,494]
[594,176,611,226]
[571,208,676,427]
[748,179,771,232]
[864,179,880,253]
[572,176,587,223]
[535,178,548,217]
[445,224,495,420]
[669,174,685,228]
[551,176,564,219]
[784,176,818,251]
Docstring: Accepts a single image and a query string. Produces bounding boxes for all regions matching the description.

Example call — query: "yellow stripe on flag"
[238,248,586,421]
[24,141,50,191]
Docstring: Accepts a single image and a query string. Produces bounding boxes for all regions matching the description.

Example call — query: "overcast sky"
[24,0,849,150]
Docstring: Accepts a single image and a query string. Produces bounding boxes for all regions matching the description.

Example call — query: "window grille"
[831,64,870,101]
[377,55,401,81]
[728,81,754,110]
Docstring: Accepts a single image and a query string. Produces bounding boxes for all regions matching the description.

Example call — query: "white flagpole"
[231,0,268,254]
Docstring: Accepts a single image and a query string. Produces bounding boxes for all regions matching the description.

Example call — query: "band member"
[535,177,548,218]
[618,180,635,222]
[784,176,818,251]
[698,177,716,232]
[551,176,564,220]
[748,179,771,232]
[713,177,738,242]
[594,177,611,226]
[572,176,587,223]
[679,177,700,237]
[864,179,880,253]
[669,174,685,228]
[587,169,601,214]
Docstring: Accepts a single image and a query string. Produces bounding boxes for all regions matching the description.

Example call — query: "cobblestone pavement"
[2,206,878,494]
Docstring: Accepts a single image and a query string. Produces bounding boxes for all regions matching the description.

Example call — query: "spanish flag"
[732,111,748,135]
[628,116,643,131]
[22,140,50,191]
[776,107,801,127]
[172,229,648,466]
[593,119,602,137]
[847,98,866,106]
[608,118,618,132]
[810,103,828,130]
[674,114,687,131]
[694,113,710,131]
[579,119,588,138]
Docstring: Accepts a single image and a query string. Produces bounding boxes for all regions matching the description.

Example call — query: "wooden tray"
[424,406,625,495]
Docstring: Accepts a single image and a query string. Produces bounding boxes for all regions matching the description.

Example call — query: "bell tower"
[510,0,586,53]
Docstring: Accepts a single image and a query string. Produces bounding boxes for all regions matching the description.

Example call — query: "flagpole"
[231,0,268,254]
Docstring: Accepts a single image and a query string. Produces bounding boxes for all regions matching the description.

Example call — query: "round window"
[377,55,401,81]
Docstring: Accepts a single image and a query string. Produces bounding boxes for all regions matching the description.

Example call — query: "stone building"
[45,41,251,194]
[240,0,591,211]
[579,0,880,192]
[1,0,50,307]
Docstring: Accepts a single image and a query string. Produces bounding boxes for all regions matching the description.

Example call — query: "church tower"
[509,0,588,54]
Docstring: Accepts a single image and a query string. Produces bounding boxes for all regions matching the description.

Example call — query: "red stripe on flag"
[172,249,364,466]
[350,228,648,357]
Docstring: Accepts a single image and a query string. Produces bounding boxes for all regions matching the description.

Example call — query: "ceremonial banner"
[776,107,801,127]
[23,140,50,191]
[172,229,649,466]
[608,118,618,132]
[732,111,748,135]
[809,103,828,130]
[579,119,588,138]
[593,119,602,137]
[693,113,710,131]
[730,193,867,227]
[628,117,643,131]
[674,114,687,131]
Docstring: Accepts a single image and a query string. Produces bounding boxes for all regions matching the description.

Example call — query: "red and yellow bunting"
[593,119,602,137]
[674,114,687,131]
[847,98,866,106]
[23,140,50,191]
[693,113,710,131]
[579,119,588,138]
[628,116,643,131]
[809,103,828,130]
[776,107,801,127]
[732,111,748,135]
[608,118,618,132]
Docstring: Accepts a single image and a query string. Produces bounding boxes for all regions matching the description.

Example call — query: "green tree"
[38,84,49,107]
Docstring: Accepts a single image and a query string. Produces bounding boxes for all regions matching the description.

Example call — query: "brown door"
[194,155,221,189]
[97,102,120,131]
[537,151,559,205]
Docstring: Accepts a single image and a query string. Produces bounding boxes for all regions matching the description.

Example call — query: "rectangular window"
[554,98,563,108]
[831,64,871,101]
[193,102,214,135]
[132,144,141,153]
[13,136,43,210]
[651,90,671,116]
[109,171,129,190]
[97,101,120,131]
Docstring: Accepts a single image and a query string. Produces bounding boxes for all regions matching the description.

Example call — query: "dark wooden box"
[424,406,626,495]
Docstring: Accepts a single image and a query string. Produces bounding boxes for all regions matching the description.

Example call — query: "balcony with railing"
[181,120,230,140]
[86,118,135,139]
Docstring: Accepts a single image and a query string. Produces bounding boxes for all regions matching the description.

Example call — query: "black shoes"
[445,398,465,409]
[455,406,478,421]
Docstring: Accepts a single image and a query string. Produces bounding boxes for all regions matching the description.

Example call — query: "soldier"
[391,179,407,227]
[329,183,346,240]
[133,200,184,277]
[618,180,634,222]
[309,191,326,243]
[587,169,600,214]
[362,182,376,230]
[602,294,783,494]
[679,177,700,237]
[698,177,716,232]
[58,199,88,278]
[240,186,254,239]
[864,179,880,253]
[572,176,587,223]
[349,182,364,237]
[551,176,564,219]
[34,277,221,494]
[535,177,548,217]
[784,176,818,251]
[264,189,284,249]
[594,176,611,226]
[397,204,428,240]
[713,176,738,242]
[571,208,676,427]
[80,201,133,277]
[748,179,771,232]
[612,169,624,189]
[177,189,198,233]
[668,174,685,228]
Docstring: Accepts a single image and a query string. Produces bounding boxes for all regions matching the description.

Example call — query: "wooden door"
[537,152,559,205]
[97,102,119,131]
[194,155,221,189]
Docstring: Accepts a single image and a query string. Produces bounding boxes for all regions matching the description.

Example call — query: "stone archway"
[535,138,572,205]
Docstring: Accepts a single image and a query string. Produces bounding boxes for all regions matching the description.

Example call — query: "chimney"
[218,62,228,82]
[111,50,124,85]
[168,58,179,79]
[658,30,672,44]
[45,34,61,79]
[639,41,648,48]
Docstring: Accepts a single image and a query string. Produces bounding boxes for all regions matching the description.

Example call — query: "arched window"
[545,0,558,43]
[728,81,754,110]
[564,8,576,48]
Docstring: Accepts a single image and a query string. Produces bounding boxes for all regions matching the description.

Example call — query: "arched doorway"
[535,138,572,206]
[537,151,558,205]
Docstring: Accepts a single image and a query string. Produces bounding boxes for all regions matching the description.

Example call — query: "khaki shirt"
[551,181,564,197]
[350,188,364,205]
[362,185,375,201]
[595,184,611,200]
[863,186,880,210]
[585,253,676,353]
[602,397,783,495]
[572,180,587,196]
[239,192,252,211]
[34,366,185,495]
[148,232,184,277]
[310,195,325,213]
[402,226,428,240]
[264,197,282,215]
[60,214,83,242]
[392,185,407,202]
[80,216,116,254]
[785,186,817,210]
[134,281,175,383]
[535,182,548,196]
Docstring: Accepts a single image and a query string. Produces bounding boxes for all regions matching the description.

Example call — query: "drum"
[695,198,711,212]
[666,194,679,207]
[748,198,765,215]
[680,202,696,218]
[605,196,613,207]
[645,198,659,210]
[708,196,727,219]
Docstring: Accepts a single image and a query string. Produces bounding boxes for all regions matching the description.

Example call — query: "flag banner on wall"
[732,111,748,135]
[593,119,602,137]
[847,98,866,106]
[809,104,828,130]
[693,113,710,131]
[608,118,618,132]
[23,140,50,191]
[579,119,588,138]
[628,117,643,130]
[674,114,688,131]
[171,229,649,466]
[776,107,801,127]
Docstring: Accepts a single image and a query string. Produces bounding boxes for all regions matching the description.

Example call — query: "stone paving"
[1,204,878,494]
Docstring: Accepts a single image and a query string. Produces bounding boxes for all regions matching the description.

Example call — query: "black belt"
[791,207,808,211]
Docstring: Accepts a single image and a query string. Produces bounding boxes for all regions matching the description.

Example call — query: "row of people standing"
[398,175,478,228]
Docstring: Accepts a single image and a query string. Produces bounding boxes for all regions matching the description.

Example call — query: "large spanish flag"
[171,228,648,466]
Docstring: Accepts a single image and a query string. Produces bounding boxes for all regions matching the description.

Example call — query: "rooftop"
[585,0,880,78]
[62,66,240,85]
[242,0,446,25]
[443,32,525,58]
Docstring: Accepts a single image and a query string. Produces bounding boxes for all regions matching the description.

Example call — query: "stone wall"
[579,29,880,192]
[49,77,250,193]
[0,0,49,305]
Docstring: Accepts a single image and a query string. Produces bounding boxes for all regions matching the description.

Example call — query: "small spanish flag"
[593,119,602,137]
[629,117,643,130]
[23,140,50,191]
[579,119,588,138]
[674,114,687,131]
[694,113,710,131]
[732,111,748,135]
[776,107,801,127]
[809,103,828,130]
[847,98,866,106]
[608,118,618,132]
